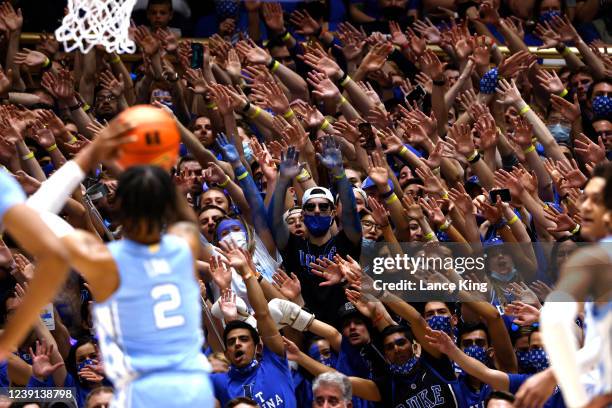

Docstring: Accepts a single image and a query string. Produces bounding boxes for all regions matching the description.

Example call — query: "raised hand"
[535,69,564,95]
[316,135,343,174]
[420,196,446,227]
[474,114,498,150]
[447,122,475,157]
[498,50,531,79]
[203,162,229,186]
[496,78,522,106]
[504,301,540,326]
[415,166,444,196]
[424,140,454,169]
[216,132,241,164]
[236,39,272,65]
[367,196,389,227]
[420,49,447,81]
[272,269,301,300]
[184,68,208,95]
[413,18,441,45]
[278,146,303,181]
[543,205,578,234]
[424,327,456,355]
[99,71,125,98]
[360,42,393,73]
[506,282,541,307]
[226,49,241,79]
[156,28,179,53]
[290,9,320,36]
[133,26,160,56]
[0,65,12,95]
[0,2,23,32]
[574,132,605,163]
[300,48,342,80]
[448,184,475,215]
[29,340,64,380]
[550,15,579,43]
[509,116,533,148]
[309,257,345,286]
[534,22,561,49]
[494,169,524,199]
[262,3,285,33]
[14,48,48,68]
[219,289,238,322]
[557,158,587,189]
[550,93,580,123]
[272,117,308,150]
[251,80,290,115]
[366,151,389,187]
[402,194,425,220]
[209,255,232,291]
[218,239,252,275]
[307,71,340,101]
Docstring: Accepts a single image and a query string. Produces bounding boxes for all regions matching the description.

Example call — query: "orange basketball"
[116,105,180,171]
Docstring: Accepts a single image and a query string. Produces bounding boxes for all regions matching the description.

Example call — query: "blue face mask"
[463,345,488,365]
[229,358,259,379]
[593,95,612,118]
[242,141,254,164]
[547,123,571,143]
[303,215,333,237]
[516,350,532,373]
[78,358,95,372]
[361,237,377,255]
[427,315,453,335]
[388,356,418,375]
[539,10,561,23]
[308,344,338,368]
[528,347,550,372]
[490,268,518,283]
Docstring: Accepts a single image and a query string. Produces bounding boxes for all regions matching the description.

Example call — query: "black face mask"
[382,6,406,20]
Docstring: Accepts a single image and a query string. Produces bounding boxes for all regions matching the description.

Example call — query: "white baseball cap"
[302,187,335,207]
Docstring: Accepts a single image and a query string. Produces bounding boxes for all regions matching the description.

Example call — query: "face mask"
[303,214,333,237]
[490,267,518,283]
[388,356,418,375]
[229,358,259,378]
[242,141,254,164]
[216,219,247,242]
[361,237,377,255]
[78,358,95,372]
[547,123,571,143]
[516,350,532,373]
[426,315,452,335]
[539,10,561,23]
[463,345,488,365]
[221,231,248,250]
[528,347,549,372]
[593,95,612,117]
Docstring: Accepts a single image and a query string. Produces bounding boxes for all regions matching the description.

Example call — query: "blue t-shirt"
[0,169,25,221]
[508,373,566,408]
[457,374,492,408]
[211,346,296,407]
[335,337,377,408]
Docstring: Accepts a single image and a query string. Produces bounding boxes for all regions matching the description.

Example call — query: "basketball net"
[55,0,137,54]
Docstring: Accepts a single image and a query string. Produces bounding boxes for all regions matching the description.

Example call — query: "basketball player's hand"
[514,368,557,408]
[75,117,136,172]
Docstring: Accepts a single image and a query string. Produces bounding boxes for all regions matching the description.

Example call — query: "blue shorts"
[0,170,25,221]
[113,371,215,408]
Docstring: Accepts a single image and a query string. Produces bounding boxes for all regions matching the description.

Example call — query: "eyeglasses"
[461,338,487,348]
[361,220,381,231]
[96,95,117,102]
[383,337,408,352]
[303,202,333,212]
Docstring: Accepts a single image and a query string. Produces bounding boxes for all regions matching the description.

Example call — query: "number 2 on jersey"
[151,284,185,329]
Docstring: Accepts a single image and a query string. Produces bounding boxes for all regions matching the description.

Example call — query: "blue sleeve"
[261,345,291,375]
[27,376,53,388]
[0,170,26,221]
[508,373,530,394]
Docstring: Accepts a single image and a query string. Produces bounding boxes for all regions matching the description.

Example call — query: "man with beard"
[210,241,295,407]
[270,141,362,324]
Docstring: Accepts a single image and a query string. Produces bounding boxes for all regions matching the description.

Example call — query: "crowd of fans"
[0,0,611,407]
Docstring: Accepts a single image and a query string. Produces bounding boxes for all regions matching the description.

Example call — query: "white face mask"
[221,230,248,249]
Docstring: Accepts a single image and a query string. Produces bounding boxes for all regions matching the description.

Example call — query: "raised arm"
[269,147,302,250]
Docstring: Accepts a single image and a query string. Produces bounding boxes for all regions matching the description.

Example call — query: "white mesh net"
[55,0,137,54]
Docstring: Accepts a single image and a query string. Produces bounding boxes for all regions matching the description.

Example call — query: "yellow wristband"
[320,119,330,131]
[237,171,249,181]
[385,193,398,204]
[110,55,121,64]
[281,32,292,41]
[441,191,449,200]
[438,219,451,231]
[523,144,536,154]
[271,60,281,73]
[507,214,519,226]
[340,75,351,87]
[467,150,479,162]
[571,224,580,235]
[559,89,568,98]
[42,58,51,68]
[339,96,347,106]
[424,232,435,241]
[206,102,217,109]
[334,171,346,180]
[296,168,311,182]
[218,177,230,187]
[562,46,572,56]
[46,144,58,152]
[248,106,262,119]
[68,135,77,144]
[399,146,408,155]
[283,109,295,119]
[21,151,34,160]
[519,105,531,116]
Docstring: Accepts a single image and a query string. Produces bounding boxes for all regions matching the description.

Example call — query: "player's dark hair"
[485,390,516,406]
[226,397,259,407]
[147,0,172,11]
[197,204,227,217]
[223,320,260,347]
[586,76,612,101]
[116,165,178,234]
